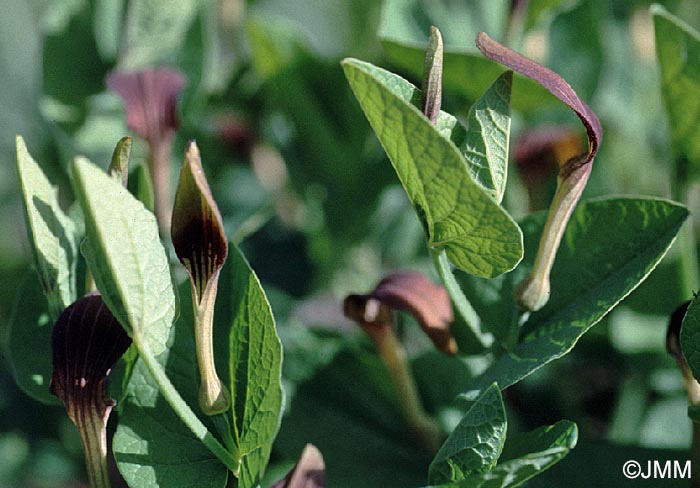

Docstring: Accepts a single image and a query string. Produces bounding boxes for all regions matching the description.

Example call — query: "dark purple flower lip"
[344,271,456,355]
[171,140,228,303]
[475,32,601,171]
[50,292,131,421]
[50,292,131,488]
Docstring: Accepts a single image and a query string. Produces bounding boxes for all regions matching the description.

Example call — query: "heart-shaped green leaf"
[342,58,522,278]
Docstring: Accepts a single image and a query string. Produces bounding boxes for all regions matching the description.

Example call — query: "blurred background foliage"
[2,0,700,486]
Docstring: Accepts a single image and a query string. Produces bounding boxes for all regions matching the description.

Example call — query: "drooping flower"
[345,272,456,355]
[50,293,132,488]
[476,32,602,312]
[344,271,452,450]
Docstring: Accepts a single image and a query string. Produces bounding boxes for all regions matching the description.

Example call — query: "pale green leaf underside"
[113,281,228,488]
[466,198,687,397]
[72,157,174,356]
[363,61,512,201]
[652,5,700,172]
[429,383,506,485]
[229,245,284,488]
[342,58,522,277]
[16,135,78,319]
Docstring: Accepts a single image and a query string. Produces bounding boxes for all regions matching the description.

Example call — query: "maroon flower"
[50,293,132,488]
[106,68,186,233]
[345,272,456,355]
[476,32,602,311]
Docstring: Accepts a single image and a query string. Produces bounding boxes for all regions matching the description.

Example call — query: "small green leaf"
[441,71,512,203]
[71,156,174,356]
[652,4,700,174]
[113,282,229,488]
[16,135,79,319]
[108,136,132,187]
[229,245,284,488]
[500,420,578,462]
[429,383,506,484]
[466,198,687,396]
[342,58,522,277]
[425,421,577,488]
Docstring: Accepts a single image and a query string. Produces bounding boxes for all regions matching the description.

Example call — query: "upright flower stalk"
[50,293,132,488]
[476,32,603,312]
[107,68,185,234]
[171,141,230,415]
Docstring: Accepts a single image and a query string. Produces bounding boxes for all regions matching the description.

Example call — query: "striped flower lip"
[171,141,230,415]
[50,292,132,488]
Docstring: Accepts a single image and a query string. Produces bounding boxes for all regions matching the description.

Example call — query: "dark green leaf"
[425,420,577,488]
[342,58,522,277]
[229,245,284,488]
[113,282,229,488]
[429,384,506,484]
[681,294,700,384]
[466,198,687,396]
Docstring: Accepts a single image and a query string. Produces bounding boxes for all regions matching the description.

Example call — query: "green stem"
[134,334,239,473]
[679,221,699,296]
[431,249,493,348]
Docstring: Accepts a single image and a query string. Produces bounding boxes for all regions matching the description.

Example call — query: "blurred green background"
[2,0,700,486]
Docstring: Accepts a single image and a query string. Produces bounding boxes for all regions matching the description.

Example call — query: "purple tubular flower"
[50,293,132,488]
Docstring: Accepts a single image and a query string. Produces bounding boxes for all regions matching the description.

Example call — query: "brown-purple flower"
[106,68,185,233]
[50,293,132,488]
[476,32,603,312]
[171,140,230,415]
[344,271,453,450]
